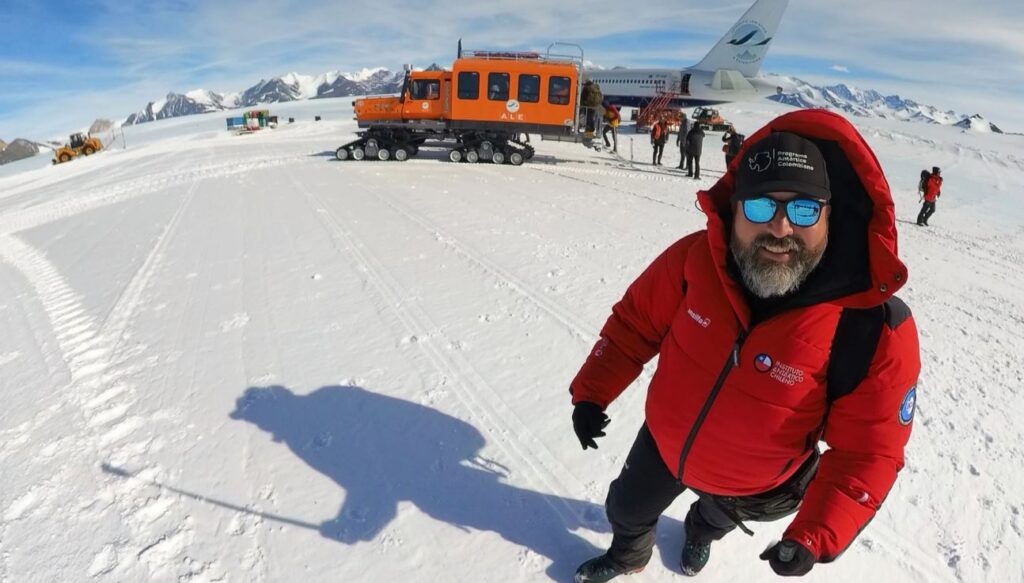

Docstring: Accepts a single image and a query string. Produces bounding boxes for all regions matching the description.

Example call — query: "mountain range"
[0,138,40,165]
[123,68,406,125]
[766,75,1003,133]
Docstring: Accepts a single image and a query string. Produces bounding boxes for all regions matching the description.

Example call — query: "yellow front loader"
[53,132,103,164]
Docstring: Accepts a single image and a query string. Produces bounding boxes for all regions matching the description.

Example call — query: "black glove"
[759,539,815,577]
[572,402,610,450]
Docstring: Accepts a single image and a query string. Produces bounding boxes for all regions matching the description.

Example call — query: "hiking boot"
[680,533,712,576]
[574,554,643,583]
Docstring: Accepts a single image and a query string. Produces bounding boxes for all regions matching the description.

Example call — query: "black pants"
[686,153,701,178]
[725,154,736,169]
[604,425,818,570]
[917,201,936,225]
[603,125,617,150]
[652,143,665,165]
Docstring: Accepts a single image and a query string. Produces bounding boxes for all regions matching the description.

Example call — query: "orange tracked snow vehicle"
[336,43,596,165]
[692,106,732,132]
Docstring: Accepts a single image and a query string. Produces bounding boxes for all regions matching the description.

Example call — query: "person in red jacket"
[571,110,920,582]
[916,166,942,226]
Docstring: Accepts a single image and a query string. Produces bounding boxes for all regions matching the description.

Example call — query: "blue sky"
[2,0,1023,140]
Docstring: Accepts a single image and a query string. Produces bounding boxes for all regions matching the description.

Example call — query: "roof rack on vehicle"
[459,49,543,61]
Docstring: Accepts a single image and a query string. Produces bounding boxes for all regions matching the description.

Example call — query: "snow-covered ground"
[1,97,1022,583]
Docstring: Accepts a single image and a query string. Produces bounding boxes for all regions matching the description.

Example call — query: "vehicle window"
[518,74,540,103]
[410,79,441,100]
[457,72,479,100]
[548,76,571,105]
[487,73,510,101]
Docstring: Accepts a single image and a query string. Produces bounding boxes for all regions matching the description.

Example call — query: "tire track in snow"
[96,179,198,354]
[0,235,107,383]
[368,185,598,346]
[365,177,659,382]
[526,165,695,210]
[0,153,312,236]
[298,180,599,543]
[444,163,671,240]
[69,170,222,582]
[0,176,207,581]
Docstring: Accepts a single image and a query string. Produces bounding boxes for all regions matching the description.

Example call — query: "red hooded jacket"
[570,109,920,562]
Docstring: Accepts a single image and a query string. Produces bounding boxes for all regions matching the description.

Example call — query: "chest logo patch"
[753,353,806,386]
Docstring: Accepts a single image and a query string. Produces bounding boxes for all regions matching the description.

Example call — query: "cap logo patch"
[749,150,772,172]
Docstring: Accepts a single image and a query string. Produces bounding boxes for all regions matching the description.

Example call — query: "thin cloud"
[830,65,850,73]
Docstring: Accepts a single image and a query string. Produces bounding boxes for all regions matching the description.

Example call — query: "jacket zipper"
[676,329,749,483]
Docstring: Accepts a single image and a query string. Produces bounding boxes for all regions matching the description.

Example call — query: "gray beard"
[730,232,827,299]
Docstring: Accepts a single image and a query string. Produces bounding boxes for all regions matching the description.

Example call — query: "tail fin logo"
[727,21,772,63]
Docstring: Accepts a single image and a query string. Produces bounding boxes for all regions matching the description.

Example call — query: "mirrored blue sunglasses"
[741,197,827,228]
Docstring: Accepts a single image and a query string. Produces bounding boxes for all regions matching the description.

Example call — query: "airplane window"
[488,73,510,101]
[458,72,479,100]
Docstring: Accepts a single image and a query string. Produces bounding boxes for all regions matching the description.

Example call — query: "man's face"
[730,191,830,298]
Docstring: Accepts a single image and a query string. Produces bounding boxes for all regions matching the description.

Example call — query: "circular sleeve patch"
[899,386,917,425]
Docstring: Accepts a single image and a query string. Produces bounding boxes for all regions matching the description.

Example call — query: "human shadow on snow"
[230,384,615,580]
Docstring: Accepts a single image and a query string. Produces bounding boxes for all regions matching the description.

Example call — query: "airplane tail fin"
[693,0,789,77]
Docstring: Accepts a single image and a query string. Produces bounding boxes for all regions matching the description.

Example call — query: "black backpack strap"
[827,296,912,403]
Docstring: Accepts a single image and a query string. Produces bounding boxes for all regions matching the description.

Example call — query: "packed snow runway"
[1,99,1023,582]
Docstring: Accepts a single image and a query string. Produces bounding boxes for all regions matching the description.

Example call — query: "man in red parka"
[916,166,942,226]
[571,110,920,582]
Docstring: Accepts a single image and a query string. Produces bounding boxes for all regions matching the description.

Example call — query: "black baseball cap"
[733,132,831,201]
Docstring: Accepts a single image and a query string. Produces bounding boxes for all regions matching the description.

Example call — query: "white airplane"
[586,0,788,108]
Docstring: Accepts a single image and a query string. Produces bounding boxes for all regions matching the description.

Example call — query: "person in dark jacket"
[582,80,604,134]
[916,166,942,226]
[571,110,920,583]
[722,126,744,168]
[685,124,705,179]
[676,113,690,170]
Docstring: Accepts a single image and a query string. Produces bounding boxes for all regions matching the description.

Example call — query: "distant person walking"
[676,113,690,170]
[651,118,669,166]
[603,103,620,152]
[722,126,744,168]
[916,167,942,226]
[685,123,705,179]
